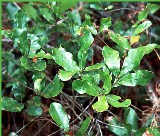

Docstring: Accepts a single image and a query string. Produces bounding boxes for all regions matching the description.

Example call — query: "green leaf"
[113,19,123,33]
[59,70,77,81]
[12,28,30,55]
[99,71,112,94]
[49,102,69,132]
[108,117,131,136]
[121,44,159,75]
[124,108,138,131]
[108,31,131,50]
[14,10,29,28]
[78,30,94,69]
[2,97,24,112]
[82,14,97,35]
[23,4,38,20]
[27,34,42,58]
[133,20,152,35]
[147,3,160,14]
[99,17,112,32]
[52,47,80,71]
[115,70,153,87]
[72,79,102,96]
[11,73,27,101]
[32,71,46,92]
[102,46,120,76]
[148,127,160,136]
[84,63,104,71]
[76,117,91,136]
[106,94,131,108]
[42,75,64,98]
[20,56,32,69]
[33,59,46,71]
[39,8,54,22]
[58,0,77,12]
[92,96,109,112]
[89,3,102,10]
[67,10,81,26]
[27,106,43,116]
[137,9,149,22]
[35,49,52,59]
[134,127,146,136]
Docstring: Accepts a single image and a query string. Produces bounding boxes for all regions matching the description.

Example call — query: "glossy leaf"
[39,8,54,22]
[84,63,104,71]
[121,44,160,75]
[49,102,69,132]
[27,106,43,116]
[137,9,149,22]
[27,34,42,58]
[76,117,91,136]
[59,70,77,81]
[92,96,109,112]
[99,71,112,94]
[11,73,27,101]
[124,107,138,131]
[78,30,94,69]
[67,10,81,26]
[14,10,29,28]
[35,49,52,59]
[102,46,120,76]
[147,3,160,14]
[99,17,112,32]
[108,31,131,50]
[72,79,102,96]
[116,70,153,87]
[33,59,46,71]
[20,56,32,69]
[32,71,46,92]
[52,47,80,71]
[133,21,152,35]
[108,117,131,136]
[42,75,64,98]
[130,35,140,45]
[82,14,97,35]
[23,4,38,20]
[2,97,24,112]
[106,94,131,108]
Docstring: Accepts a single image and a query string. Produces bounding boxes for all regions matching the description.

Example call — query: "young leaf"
[2,97,24,112]
[33,59,46,71]
[121,44,160,75]
[124,107,138,131]
[35,49,52,59]
[52,47,80,71]
[147,3,160,14]
[106,94,131,108]
[42,75,64,98]
[133,21,152,35]
[23,4,39,20]
[59,70,77,81]
[84,63,104,71]
[99,17,112,32]
[92,96,109,112]
[76,117,91,136]
[108,31,131,50]
[102,46,120,76]
[137,9,149,22]
[49,102,69,132]
[130,35,140,45]
[115,70,153,87]
[27,106,43,116]
[78,30,94,69]
[72,79,102,96]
